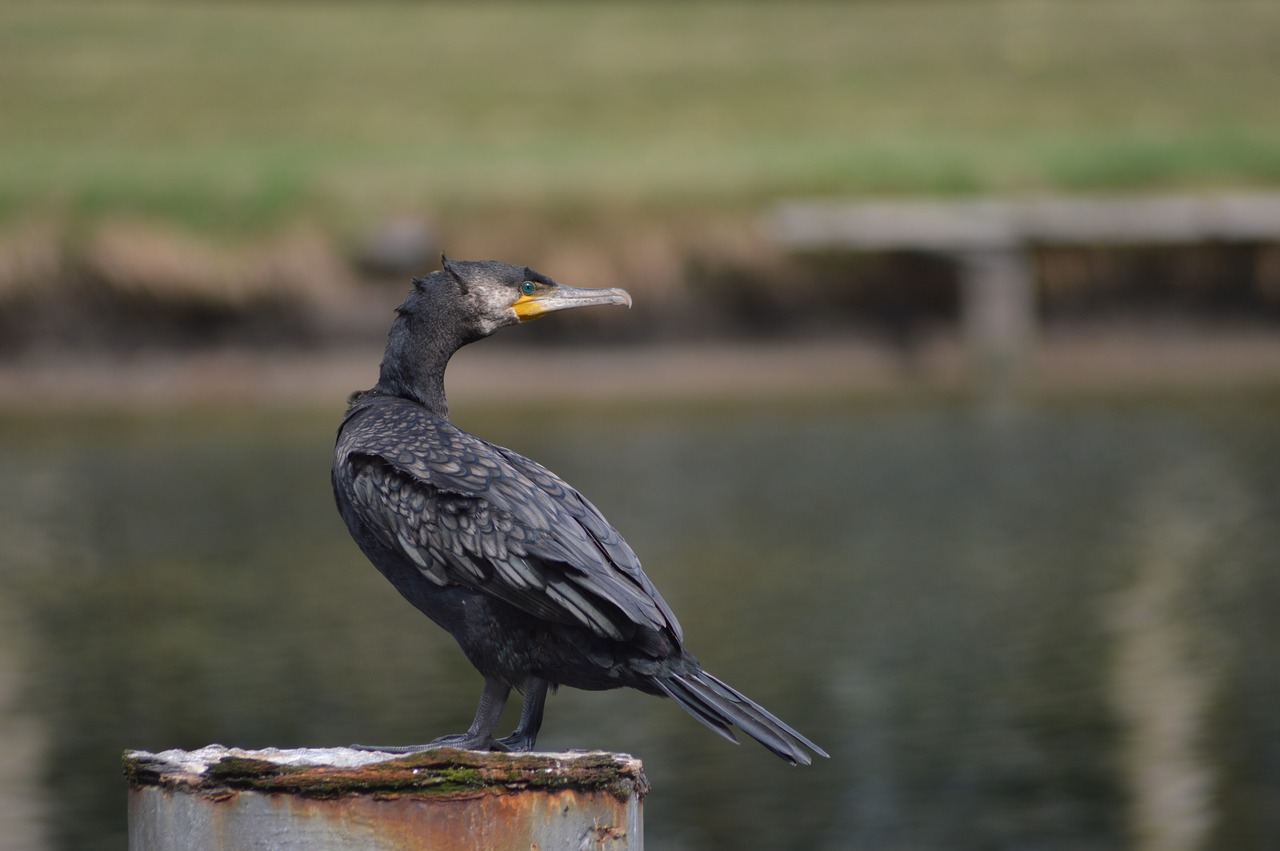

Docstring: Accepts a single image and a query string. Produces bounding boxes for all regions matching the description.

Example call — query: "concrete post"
[124,745,646,851]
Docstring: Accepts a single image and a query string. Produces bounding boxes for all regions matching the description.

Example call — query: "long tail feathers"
[654,671,828,765]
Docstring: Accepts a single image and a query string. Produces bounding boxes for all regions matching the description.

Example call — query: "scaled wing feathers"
[335,397,683,644]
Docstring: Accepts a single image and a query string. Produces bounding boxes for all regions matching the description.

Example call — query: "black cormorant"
[332,256,826,765]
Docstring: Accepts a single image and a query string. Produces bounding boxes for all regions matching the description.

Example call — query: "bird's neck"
[373,312,467,419]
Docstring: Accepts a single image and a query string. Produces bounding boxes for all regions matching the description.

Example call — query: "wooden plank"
[768,194,1280,250]
[768,198,1018,251]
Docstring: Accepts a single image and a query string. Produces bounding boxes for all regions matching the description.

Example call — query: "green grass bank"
[3,0,1280,236]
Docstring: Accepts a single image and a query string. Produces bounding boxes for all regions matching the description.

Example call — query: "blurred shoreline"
[3,326,1278,413]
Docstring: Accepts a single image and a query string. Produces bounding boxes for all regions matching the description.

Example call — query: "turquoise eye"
[520,281,536,295]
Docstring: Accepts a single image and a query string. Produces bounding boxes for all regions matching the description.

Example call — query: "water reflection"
[0,396,1278,850]
[1108,455,1245,851]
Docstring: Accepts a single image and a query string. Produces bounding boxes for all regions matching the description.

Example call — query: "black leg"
[494,677,548,752]
[352,677,512,753]
[428,676,512,750]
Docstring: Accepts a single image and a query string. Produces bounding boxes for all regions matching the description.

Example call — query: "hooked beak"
[512,284,633,322]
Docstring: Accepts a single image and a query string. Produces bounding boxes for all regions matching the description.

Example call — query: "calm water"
[1,394,1279,850]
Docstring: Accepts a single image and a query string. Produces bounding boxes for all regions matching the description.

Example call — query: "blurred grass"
[2,0,1280,234]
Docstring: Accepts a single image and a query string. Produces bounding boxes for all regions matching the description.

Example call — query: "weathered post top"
[124,745,647,851]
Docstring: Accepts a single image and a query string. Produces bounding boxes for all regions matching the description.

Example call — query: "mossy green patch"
[123,749,648,802]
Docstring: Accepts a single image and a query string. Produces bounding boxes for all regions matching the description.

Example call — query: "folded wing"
[335,397,683,648]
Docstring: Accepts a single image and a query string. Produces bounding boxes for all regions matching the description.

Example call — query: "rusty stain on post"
[124,745,646,851]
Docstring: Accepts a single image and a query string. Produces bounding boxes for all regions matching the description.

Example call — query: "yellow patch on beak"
[511,293,547,322]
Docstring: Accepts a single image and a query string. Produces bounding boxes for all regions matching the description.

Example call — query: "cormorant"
[332,256,827,765]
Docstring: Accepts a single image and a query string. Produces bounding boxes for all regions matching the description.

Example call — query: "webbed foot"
[493,731,535,752]
[349,734,511,754]
[351,677,518,756]
[349,742,430,754]
[427,732,510,752]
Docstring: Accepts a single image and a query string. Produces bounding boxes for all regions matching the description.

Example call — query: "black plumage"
[332,256,826,764]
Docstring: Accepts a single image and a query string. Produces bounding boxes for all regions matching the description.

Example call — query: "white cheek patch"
[464,280,519,335]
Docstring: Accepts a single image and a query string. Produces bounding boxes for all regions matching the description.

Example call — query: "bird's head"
[400,256,632,343]
[374,256,631,413]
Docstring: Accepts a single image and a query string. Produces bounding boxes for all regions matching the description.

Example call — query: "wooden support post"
[956,246,1036,401]
[124,745,646,851]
